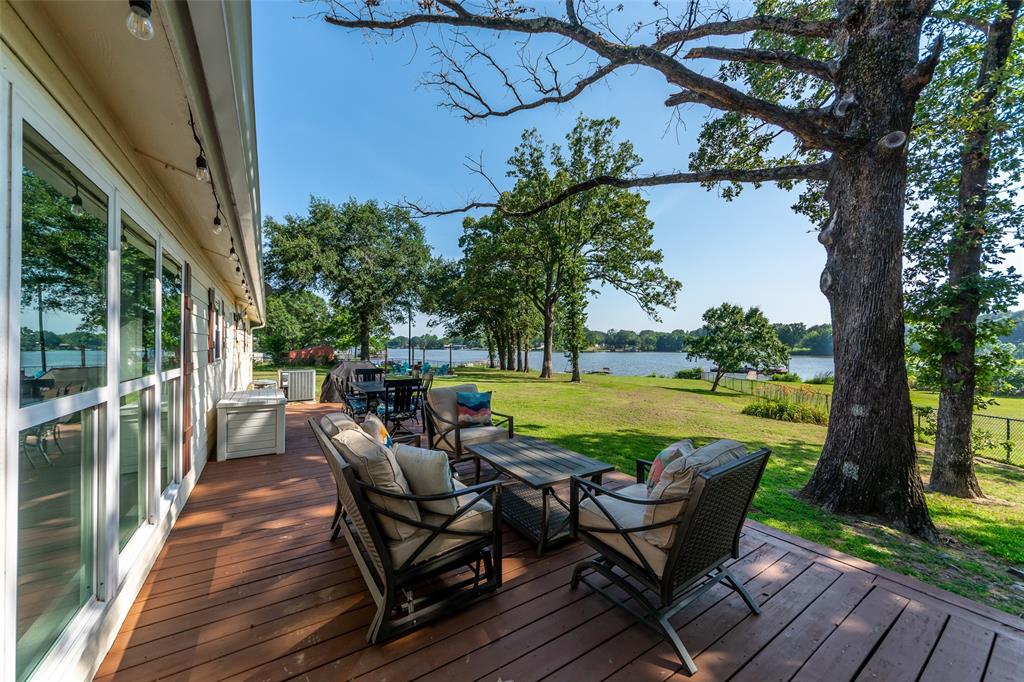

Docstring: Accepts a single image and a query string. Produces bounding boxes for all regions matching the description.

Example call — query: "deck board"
[96,402,1024,681]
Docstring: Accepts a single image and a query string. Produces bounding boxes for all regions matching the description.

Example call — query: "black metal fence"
[704,372,1024,467]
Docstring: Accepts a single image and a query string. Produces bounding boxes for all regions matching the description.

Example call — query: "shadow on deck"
[95,402,1024,681]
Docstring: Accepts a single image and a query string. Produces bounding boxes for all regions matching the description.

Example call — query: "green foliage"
[773,322,808,348]
[556,258,588,381]
[674,367,703,380]
[742,397,828,425]
[806,371,835,385]
[254,290,354,357]
[796,324,833,355]
[685,303,790,388]
[263,197,431,356]
[771,372,801,382]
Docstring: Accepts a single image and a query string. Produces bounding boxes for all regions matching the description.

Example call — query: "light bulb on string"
[195,155,210,182]
[126,0,155,41]
[212,215,224,235]
[70,183,84,215]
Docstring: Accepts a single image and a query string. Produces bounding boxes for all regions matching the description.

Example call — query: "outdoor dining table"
[350,380,386,399]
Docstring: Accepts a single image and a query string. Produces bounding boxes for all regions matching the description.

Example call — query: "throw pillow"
[361,414,393,448]
[393,443,457,515]
[456,391,493,427]
[644,439,748,549]
[645,439,695,494]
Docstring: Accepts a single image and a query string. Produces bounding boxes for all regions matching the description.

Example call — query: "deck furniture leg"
[330,498,342,541]
[475,454,481,484]
[537,487,550,557]
[721,567,760,614]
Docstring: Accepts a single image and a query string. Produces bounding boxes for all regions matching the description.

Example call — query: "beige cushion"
[331,428,420,541]
[427,383,478,427]
[644,439,748,549]
[578,483,667,576]
[431,424,509,453]
[393,443,457,515]
[320,412,360,437]
[387,481,493,567]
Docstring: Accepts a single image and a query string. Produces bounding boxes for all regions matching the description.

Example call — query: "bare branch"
[903,35,944,94]
[324,5,848,149]
[685,46,836,82]
[664,90,721,108]
[466,60,625,119]
[408,161,831,218]
[654,15,838,50]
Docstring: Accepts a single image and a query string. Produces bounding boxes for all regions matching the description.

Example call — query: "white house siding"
[0,2,262,680]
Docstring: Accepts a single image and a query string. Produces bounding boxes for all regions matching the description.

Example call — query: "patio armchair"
[424,383,514,462]
[569,443,771,675]
[310,416,503,643]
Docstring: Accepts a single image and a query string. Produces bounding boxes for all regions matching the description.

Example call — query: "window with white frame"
[10,101,184,682]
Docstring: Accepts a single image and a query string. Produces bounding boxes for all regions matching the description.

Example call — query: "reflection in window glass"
[161,254,181,371]
[120,216,156,381]
[160,380,177,491]
[17,409,95,682]
[119,390,149,549]
[20,124,108,406]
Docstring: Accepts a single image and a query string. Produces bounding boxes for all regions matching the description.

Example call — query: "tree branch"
[685,46,836,82]
[408,161,831,218]
[664,90,721,108]
[903,35,944,94]
[324,4,848,149]
[654,15,838,50]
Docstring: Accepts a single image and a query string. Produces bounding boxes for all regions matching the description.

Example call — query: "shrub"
[771,372,800,382]
[674,367,703,379]
[742,398,828,425]
[806,371,835,385]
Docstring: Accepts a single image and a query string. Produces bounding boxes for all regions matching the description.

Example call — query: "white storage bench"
[216,389,286,461]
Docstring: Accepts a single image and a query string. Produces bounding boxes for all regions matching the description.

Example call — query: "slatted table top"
[467,436,614,489]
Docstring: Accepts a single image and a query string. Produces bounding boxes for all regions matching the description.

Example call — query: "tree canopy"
[264,197,431,359]
[685,303,791,390]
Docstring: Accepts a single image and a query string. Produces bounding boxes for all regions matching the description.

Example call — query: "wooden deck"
[96,402,1024,681]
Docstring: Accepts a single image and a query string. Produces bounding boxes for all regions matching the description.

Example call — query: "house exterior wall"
[0,3,259,680]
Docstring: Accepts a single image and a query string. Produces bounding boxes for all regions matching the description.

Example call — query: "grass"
[426,368,1024,617]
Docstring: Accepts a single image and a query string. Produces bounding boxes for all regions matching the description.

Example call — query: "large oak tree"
[322,0,942,535]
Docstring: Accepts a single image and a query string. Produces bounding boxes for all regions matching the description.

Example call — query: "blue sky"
[252,2,1015,337]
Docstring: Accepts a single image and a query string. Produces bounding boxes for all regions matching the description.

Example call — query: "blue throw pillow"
[456,391,492,427]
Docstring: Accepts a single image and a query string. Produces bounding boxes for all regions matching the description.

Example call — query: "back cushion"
[644,439,748,548]
[320,411,360,437]
[331,428,420,541]
[456,391,493,427]
[427,383,477,426]
[393,444,457,515]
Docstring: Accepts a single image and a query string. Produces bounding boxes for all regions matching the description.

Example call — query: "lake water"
[386,348,835,380]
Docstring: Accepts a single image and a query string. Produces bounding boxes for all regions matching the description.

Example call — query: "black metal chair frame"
[354,367,385,383]
[569,448,771,676]
[424,400,514,462]
[310,417,503,643]
[380,377,421,437]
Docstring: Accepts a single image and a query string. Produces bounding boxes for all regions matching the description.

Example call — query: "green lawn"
[428,368,1024,617]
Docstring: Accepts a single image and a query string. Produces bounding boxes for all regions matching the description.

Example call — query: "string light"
[70,183,84,215]
[194,155,210,182]
[212,215,224,235]
[126,0,155,41]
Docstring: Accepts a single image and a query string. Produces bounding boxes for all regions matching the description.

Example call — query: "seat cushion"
[578,483,668,577]
[331,428,420,541]
[393,443,457,516]
[387,484,493,568]
[426,383,478,427]
[319,411,360,437]
[456,391,493,427]
[645,439,748,549]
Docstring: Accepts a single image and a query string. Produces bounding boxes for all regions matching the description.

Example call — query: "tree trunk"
[930,0,1020,499]
[506,332,515,371]
[541,304,555,378]
[711,370,723,392]
[524,339,530,373]
[516,334,523,372]
[495,332,507,370]
[570,350,581,383]
[486,329,495,368]
[802,2,935,538]
[359,316,370,361]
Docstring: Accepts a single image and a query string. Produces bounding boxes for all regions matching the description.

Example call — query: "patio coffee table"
[466,436,614,556]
